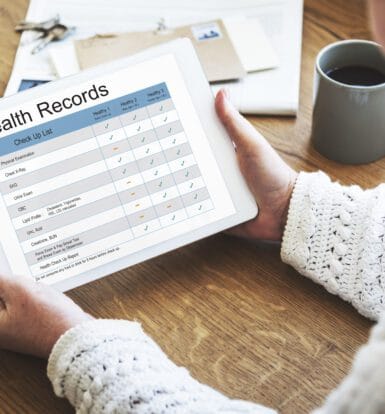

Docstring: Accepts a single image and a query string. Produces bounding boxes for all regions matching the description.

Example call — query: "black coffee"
[326,65,385,86]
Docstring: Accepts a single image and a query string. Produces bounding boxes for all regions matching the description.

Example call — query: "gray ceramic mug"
[311,40,385,164]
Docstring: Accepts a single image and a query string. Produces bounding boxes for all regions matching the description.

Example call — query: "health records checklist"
[0,40,257,290]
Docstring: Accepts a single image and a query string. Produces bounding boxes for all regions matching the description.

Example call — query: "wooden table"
[0,1,378,412]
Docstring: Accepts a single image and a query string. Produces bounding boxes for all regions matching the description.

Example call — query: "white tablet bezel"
[0,39,257,291]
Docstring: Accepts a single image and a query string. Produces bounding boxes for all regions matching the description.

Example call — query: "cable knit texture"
[47,319,275,414]
[281,171,385,320]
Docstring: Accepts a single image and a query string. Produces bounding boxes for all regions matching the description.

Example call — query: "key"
[15,15,60,32]
[32,24,75,54]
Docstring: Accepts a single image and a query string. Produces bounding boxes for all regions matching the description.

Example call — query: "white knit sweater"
[47,172,385,413]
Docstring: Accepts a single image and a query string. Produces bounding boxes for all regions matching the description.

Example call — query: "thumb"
[215,89,266,152]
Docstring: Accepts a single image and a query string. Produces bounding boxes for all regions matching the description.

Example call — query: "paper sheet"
[74,19,246,82]
[6,0,303,115]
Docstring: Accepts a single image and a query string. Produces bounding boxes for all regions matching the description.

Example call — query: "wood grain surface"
[0,1,378,413]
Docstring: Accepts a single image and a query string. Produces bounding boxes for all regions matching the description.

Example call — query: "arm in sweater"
[47,171,385,413]
[47,320,275,414]
[281,171,385,320]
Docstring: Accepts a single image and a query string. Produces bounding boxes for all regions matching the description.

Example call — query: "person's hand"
[215,89,298,241]
[0,274,93,358]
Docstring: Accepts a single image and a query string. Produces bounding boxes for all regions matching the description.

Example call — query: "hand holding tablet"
[0,39,257,291]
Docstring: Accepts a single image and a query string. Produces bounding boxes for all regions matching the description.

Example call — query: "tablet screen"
[0,49,240,287]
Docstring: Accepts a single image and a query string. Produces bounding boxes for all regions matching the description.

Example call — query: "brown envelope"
[74,20,246,82]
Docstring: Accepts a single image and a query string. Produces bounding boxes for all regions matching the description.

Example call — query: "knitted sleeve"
[281,171,385,320]
[47,319,276,414]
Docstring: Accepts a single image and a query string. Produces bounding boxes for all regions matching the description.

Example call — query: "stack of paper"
[5,0,303,115]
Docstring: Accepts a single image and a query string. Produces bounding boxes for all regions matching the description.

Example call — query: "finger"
[215,89,267,151]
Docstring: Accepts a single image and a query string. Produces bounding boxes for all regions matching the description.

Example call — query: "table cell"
[123,196,153,216]
[124,119,153,138]
[146,173,175,194]
[128,129,157,149]
[168,154,196,173]
[127,206,158,227]
[150,185,180,205]
[159,209,188,227]
[177,177,205,195]
[114,173,144,192]
[186,199,214,217]
[136,151,166,172]
[93,117,121,135]
[100,139,131,159]
[154,196,184,217]
[141,163,171,182]
[155,120,183,140]
[182,187,210,207]
[119,184,147,205]
[159,132,187,150]
[95,127,127,147]
[109,161,139,182]
[133,141,162,160]
[173,164,201,184]
[164,142,192,163]
[131,218,161,238]
[150,109,179,128]
[120,107,148,126]
[146,98,175,117]
[105,151,135,170]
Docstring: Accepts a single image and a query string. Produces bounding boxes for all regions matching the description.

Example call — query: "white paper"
[6,0,303,115]
[223,17,279,73]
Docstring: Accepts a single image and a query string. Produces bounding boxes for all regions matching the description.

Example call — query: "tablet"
[0,39,257,291]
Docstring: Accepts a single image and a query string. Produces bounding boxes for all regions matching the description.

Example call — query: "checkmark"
[159,105,163,111]
[150,159,154,165]
[177,150,181,156]
[133,114,137,120]
[189,182,194,188]
[105,123,109,129]
[198,205,202,211]
[109,135,113,140]
[194,193,198,200]
[163,116,168,122]
[122,169,127,175]
[145,148,150,154]
[185,171,189,178]
[163,192,167,198]
[158,181,163,187]
[141,137,146,143]
[172,138,176,144]
[118,157,122,163]
[168,128,172,134]
[172,214,175,221]
[137,125,141,132]
[144,224,148,231]
[181,160,185,166]
[154,170,159,176]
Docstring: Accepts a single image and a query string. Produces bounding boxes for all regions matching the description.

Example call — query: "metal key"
[31,24,75,54]
[15,15,60,33]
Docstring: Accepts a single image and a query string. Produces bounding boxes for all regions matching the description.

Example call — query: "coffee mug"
[311,39,385,164]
